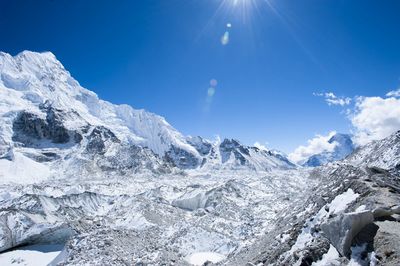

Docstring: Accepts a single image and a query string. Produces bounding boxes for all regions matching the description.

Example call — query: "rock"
[219,139,249,165]
[373,221,400,266]
[391,205,400,214]
[321,210,374,257]
[165,145,200,169]
[85,126,120,155]
[187,136,212,156]
[371,205,400,219]
[373,207,395,218]
[12,109,81,147]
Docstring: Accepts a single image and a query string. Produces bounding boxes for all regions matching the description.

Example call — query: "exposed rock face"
[12,106,83,147]
[96,144,169,174]
[373,221,400,266]
[165,145,200,169]
[85,126,120,155]
[321,210,374,257]
[219,139,249,165]
[187,136,212,156]
[13,111,69,145]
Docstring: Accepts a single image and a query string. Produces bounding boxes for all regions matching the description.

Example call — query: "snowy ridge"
[0,50,294,180]
[346,130,400,171]
[0,51,198,157]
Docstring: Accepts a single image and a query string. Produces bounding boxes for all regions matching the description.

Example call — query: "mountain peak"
[303,133,355,167]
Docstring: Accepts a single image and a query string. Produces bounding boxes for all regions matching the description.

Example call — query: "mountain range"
[0,51,399,266]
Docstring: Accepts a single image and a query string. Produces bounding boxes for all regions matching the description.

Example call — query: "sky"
[1,0,400,155]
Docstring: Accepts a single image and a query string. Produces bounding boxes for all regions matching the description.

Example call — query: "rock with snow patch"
[321,210,374,257]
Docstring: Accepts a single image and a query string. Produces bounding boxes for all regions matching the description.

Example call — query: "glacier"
[0,51,399,265]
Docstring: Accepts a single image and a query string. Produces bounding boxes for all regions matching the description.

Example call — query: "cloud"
[350,96,400,145]
[306,87,400,153]
[314,92,352,106]
[288,131,338,164]
[386,88,400,97]
[254,141,269,151]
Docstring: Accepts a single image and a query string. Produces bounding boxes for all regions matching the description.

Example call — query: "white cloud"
[314,92,352,106]
[351,96,400,145]
[386,88,400,97]
[288,131,338,164]
[254,141,269,151]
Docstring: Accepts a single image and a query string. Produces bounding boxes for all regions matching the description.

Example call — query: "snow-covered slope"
[196,138,296,172]
[0,51,198,156]
[0,51,294,182]
[303,133,355,167]
[346,130,400,172]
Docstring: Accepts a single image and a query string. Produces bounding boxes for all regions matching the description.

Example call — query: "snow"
[312,245,340,266]
[185,252,226,265]
[0,244,64,266]
[348,244,379,266]
[0,50,199,159]
[348,244,367,266]
[0,50,379,265]
[329,188,359,214]
[0,152,52,184]
[0,50,295,176]
[355,205,367,212]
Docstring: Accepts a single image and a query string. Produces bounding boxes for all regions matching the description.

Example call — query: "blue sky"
[1,0,400,153]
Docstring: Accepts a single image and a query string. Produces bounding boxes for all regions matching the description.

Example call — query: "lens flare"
[210,79,218,87]
[207,87,216,97]
[221,31,230,45]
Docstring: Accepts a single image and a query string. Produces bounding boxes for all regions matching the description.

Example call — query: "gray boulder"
[321,210,374,257]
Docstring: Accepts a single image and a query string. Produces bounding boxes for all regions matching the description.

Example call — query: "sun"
[218,0,262,22]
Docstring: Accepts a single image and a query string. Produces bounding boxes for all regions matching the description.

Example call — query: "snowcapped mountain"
[302,133,355,167]
[346,130,400,173]
[1,51,399,266]
[0,51,294,183]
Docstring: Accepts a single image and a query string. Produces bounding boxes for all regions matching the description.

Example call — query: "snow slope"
[0,51,198,157]
[0,50,294,181]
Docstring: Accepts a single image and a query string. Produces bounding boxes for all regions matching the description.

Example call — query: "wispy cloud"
[386,88,400,97]
[314,92,352,106]
[254,141,269,150]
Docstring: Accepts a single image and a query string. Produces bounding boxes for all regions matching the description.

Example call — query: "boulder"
[321,210,374,257]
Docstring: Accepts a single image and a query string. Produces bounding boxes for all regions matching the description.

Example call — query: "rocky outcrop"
[321,210,374,257]
[85,126,120,155]
[373,221,400,265]
[219,139,249,165]
[165,145,200,169]
[12,108,82,147]
[187,136,212,156]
